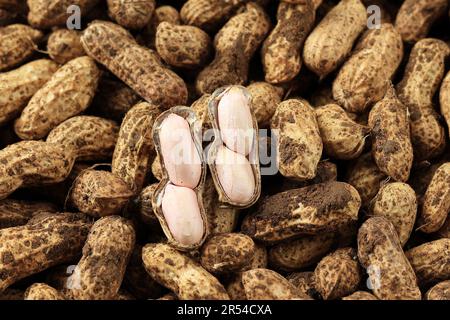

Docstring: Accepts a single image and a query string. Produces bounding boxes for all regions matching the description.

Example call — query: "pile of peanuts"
[0,0,449,301]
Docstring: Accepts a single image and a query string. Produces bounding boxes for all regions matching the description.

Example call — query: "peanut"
[24,283,63,300]
[0,141,76,200]
[315,103,369,160]
[107,0,155,30]
[0,212,91,292]
[64,216,135,300]
[333,24,404,113]
[141,243,230,300]
[112,102,160,194]
[195,3,270,94]
[0,59,59,126]
[357,217,421,300]
[314,248,362,300]
[155,22,212,69]
[303,0,367,78]
[208,86,261,207]
[200,233,255,274]
[395,0,448,43]
[81,20,188,109]
[405,239,450,287]
[369,182,417,247]
[152,107,207,249]
[242,268,311,300]
[0,199,58,229]
[46,116,119,161]
[69,169,134,218]
[425,280,450,300]
[242,181,360,243]
[396,38,449,160]
[418,162,450,233]
[47,29,85,64]
[271,99,323,180]
[27,0,99,28]
[14,56,100,140]
[261,0,315,84]
[268,233,335,271]
[0,24,43,71]
[368,87,414,182]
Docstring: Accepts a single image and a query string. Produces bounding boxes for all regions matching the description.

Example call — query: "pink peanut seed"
[218,87,255,156]
[159,113,202,189]
[161,184,204,246]
[215,145,255,204]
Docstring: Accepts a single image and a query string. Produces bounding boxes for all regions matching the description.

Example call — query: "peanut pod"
[0,141,76,200]
[207,85,261,207]
[396,38,449,160]
[357,217,421,300]
[27,0,99,28]
[0,24,43,71]
[271,99,323,181]
[24,283,64,300]
[368,87,414,182]
[152,106,208,250]
[405,239,450,287]
[81,20,188,109]
[107,0,155,30]
[261,0,315,84]
[368,182,417,246]
[315,103,369,160]
[395,0,447,43]
[195,3,270,94]
[333,23,403,113]
[64,216,135,300]
[14,56,100,140]
[112,102,160,194]
[242,181,361,243]
[142,243,230,300]
[0,212,92,292]
[69,169,134,218]
[47,29,85,64]
[303,0,367,78]
[200,233,255,274]
[47,116,119,161]
[242,268,311,300]
[0,59,59,126]
[314,247,362,300]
